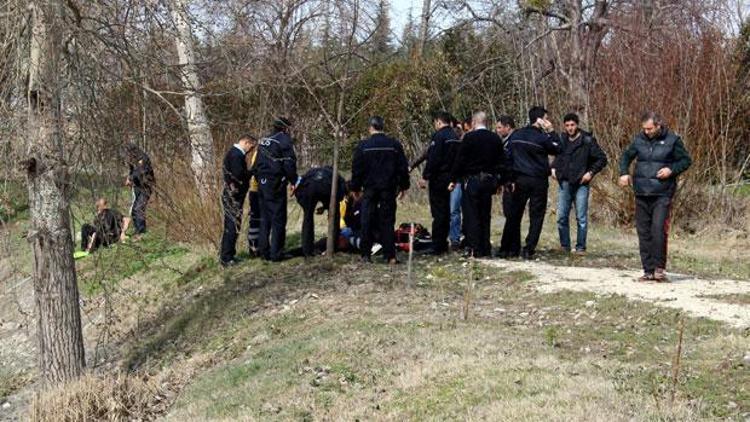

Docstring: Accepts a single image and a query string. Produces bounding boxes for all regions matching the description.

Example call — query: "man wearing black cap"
[350,116,410,264]
[294,166,347,258]
[419,111,462,255]
[499,106,562,260]
[254,117,299,261]
[449,111,509,258]
[220,134,256,266]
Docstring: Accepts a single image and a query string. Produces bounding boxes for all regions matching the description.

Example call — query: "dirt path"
[486,259,750,328]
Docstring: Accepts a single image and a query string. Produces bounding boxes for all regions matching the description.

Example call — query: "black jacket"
[254,131,298,183]
[351,133,410,192]
[94,208,123,247]
[128,150,155,190]
[423,126,461,181]
[296,166,347,206]
[619,128,692,196]
[507,126,562,179]
[222,146,250,196]
[551,130,608,184]
[450,128,509,183]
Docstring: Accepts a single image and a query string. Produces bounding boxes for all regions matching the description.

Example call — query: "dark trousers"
[501,175,548,255]
[80,224,100,251]
[428,176,451,253]
[635,195,672,272]
[360,188,397,260]
[257,178,288,261]
[130,188,151,234]
[295,184,340,257]
[220,189,246,263]
[247,190,261,253]
[461,174,497,257]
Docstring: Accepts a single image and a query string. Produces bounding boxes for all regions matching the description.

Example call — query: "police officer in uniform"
[350,116,410,264]
[500,106,562,260]
[449,111,509,258]
[419,111,461,255]
[294,166,347,257]
[254,118,298,262]
[124,143,155,237]
[219,135,256,266]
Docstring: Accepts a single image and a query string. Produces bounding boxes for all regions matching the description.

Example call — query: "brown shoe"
[654,268,669,282]
[637,272,655,282]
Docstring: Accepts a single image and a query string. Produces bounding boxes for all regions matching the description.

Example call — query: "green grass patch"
[697,293,750,305]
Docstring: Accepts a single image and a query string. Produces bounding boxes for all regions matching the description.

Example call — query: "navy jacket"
[507,126,562,179]
[222,146,250,196]
[450,128,509,183]
[423,126,461,181]
[254,131,298,183]
[351,133,409,192]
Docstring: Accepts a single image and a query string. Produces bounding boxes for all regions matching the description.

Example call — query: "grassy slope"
[4,198,750,420]
[108,252,747,421]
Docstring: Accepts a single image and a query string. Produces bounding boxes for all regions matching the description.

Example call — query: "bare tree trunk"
[170,0,216,198]
[326,93,346,257]
[416,0,431,58]
[25,0,85,385]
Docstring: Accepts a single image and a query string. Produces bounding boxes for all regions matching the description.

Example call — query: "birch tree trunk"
[25,0,85,385]
[170,0,215,197]
[416,0,431,58]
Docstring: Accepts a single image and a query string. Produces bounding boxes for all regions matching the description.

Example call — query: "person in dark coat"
[619,111,692,282]
[124,143,155,237]
[254,118,299,262]
[219,135,256,266]
[294,166,347,257]
[81,198,128,252]
[499,106,562,260]
[419,111,462,255]
[449,111,510,258]
[551,113,608,254]
[350,116,410,264]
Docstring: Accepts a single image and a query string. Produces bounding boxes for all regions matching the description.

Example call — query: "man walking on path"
[619,111,692,282]
[551,113,607,254]
[351,116,410,264]
[499,106,562,260]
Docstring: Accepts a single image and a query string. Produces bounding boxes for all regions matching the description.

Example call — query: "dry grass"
[30,373,166,421]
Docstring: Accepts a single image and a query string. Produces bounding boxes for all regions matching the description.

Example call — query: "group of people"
[80,143,155,253]
[218,107,692,282]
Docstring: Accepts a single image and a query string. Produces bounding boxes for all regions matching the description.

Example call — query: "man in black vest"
[294,166,347,257]
[499,106,562,260]
[551,113,608,254]
[124,143,155,238]
[254,118,299,262]
[220,134,256,266]
[419,111,461,255]
[351,116,410,264]
[449,111,509,258]
[619,112,692,282]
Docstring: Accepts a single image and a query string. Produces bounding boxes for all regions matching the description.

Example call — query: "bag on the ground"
[395,223,432,252]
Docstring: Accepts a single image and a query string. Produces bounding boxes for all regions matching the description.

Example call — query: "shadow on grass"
[121,254,359,372]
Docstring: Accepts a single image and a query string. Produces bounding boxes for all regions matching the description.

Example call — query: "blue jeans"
[449,183,462,245]
[557,181,589,251]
